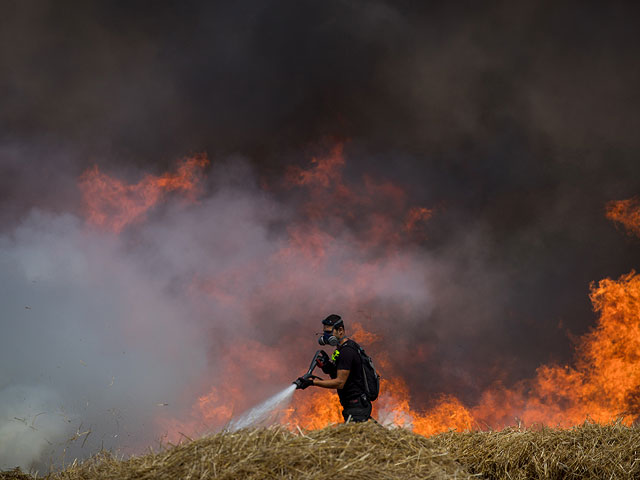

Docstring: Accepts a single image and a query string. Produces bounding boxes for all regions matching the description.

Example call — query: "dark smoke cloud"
[3,0,640,470]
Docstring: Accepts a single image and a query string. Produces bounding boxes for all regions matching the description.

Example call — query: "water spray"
[223,351,326,432]
[225,384,298,432]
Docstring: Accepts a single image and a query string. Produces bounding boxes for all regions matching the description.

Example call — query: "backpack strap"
[339,339,361,353]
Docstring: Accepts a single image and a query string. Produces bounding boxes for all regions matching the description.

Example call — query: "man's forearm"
[313,378,344,389]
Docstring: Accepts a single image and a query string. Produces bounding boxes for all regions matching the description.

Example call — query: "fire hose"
[293,350,324,389]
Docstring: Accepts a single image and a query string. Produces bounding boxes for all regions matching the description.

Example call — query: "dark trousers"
[341,395,372,423]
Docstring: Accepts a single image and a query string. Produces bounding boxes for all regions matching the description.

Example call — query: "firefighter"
[295,314,372,422]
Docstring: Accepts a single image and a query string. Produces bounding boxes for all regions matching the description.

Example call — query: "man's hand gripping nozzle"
[293,350,325,390]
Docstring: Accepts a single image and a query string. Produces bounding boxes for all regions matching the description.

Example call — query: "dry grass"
[49,422,470,480]
[0,469,33,480]
[433,420,640,479]
[3,421,639,479]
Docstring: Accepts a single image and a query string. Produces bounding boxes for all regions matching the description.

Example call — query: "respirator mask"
[318,315,343,347]
[318,330,339,346]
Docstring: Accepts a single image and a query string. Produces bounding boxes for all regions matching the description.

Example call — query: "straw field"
[2,420,639,479]
[434,420,640,479]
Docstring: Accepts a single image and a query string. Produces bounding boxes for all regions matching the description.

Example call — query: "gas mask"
[318,330,339,347]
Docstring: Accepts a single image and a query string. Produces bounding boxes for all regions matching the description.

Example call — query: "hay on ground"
[47,422,471,480]
[3,420,640,479]
[433,420,640,480]
[0,469,33,480]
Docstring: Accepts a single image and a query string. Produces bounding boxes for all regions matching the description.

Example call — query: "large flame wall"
[77,149,640,440]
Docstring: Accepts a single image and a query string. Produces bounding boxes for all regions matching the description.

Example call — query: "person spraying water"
[294,314,380,423]
[225,314,380,431]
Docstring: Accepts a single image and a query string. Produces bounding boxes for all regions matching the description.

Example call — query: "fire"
[283,390,344,430]
[79,154,208,232]
[547,271,640,423]
[404,206,433,234]
[375,378,473,435]
[471,270,640,428]
[286,143,345,189]
[283,143,432,250]
[168,266,640,438]
[197,387,237,426]
[77,147,640,441]
[294,268,640,433]
[266,185,640,433]
[606,197,640,237]
[350,321,382,345]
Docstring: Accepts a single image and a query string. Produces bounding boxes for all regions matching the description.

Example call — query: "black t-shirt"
[334,339,365,406]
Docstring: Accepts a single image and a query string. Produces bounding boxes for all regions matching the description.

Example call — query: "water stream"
[225,384,297,432]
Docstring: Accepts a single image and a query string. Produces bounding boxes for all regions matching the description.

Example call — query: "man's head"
[318,314,345,346]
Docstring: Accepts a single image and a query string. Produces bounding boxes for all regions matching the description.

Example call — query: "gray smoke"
[0,208,208,470]
[0,385,66,471]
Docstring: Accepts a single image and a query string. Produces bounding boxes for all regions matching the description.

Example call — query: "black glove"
[315,350,330,367]
[316,350,337,377]
[294,374,315,390]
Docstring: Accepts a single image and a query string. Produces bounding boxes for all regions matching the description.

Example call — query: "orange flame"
[284,143,433,252]
[375,378,474,435]
[350,321,382,345]
[165,268,640,439]
[289,269,640,433]
[472,270,640,428]
[606,197,640,237]
[286,144,345,189]
[283,389,344,429]
[404,206,433,233]
[144,151,640,440]
[79,154,208,232]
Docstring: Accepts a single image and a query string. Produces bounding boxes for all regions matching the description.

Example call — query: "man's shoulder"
[340,339,361,352]
[337,339,362,363]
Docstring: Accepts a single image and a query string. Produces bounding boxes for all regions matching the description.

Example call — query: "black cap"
[322,314,343,327]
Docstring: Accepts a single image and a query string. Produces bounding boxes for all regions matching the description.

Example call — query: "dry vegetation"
[2,421,639,480]
[434,420,640,479]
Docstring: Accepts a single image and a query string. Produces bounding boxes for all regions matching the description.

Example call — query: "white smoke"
[0,209,209,469]
[0,385,68,472]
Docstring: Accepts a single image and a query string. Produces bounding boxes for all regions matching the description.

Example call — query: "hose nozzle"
[293,350,324,389]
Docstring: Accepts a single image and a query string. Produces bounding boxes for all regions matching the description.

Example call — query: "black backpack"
[343,340,381,401]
